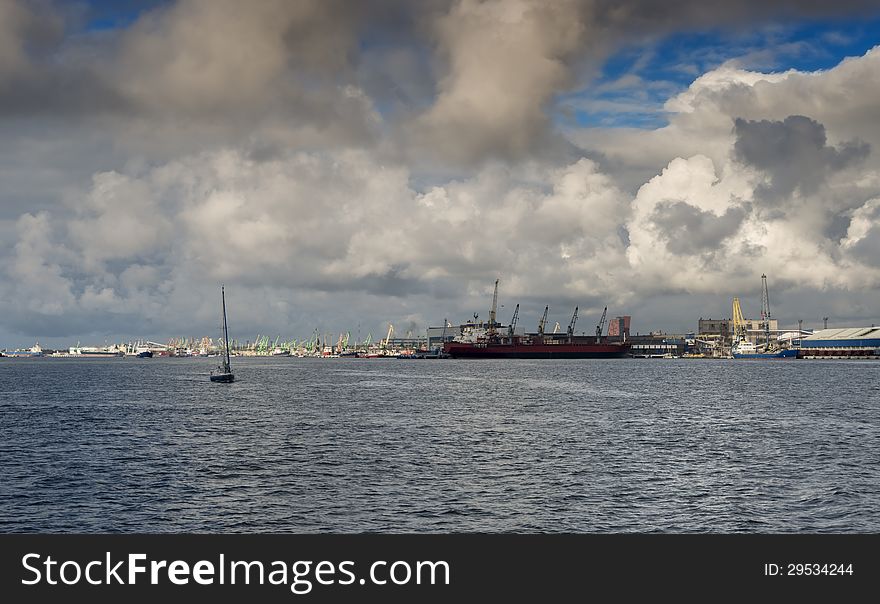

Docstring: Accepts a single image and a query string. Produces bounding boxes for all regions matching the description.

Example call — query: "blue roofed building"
[799,327,880,359]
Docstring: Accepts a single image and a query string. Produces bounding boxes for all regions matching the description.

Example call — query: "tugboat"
[210,285,235,383]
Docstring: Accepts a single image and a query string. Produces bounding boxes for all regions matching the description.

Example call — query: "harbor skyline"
[2,1,880,349]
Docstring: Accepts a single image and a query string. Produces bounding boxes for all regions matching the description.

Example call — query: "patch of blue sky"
[76,0,167,32]
[559,14,880,130]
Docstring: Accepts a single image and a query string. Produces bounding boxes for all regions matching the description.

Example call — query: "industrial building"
[627,334,685,357]
[607,316,631,339]
[698,317,778,343]
[799,327,880,359]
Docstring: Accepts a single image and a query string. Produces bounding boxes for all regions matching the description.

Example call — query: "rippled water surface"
[1,357,878,532]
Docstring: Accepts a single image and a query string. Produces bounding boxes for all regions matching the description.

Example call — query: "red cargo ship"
[443,334,629,359]
[442,279,630,359]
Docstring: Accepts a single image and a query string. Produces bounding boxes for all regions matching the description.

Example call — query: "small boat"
[210,285,235,383]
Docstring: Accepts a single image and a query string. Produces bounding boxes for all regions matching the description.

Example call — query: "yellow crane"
[732,297,746,344]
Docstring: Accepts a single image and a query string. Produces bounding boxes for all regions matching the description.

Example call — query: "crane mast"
[567,306,578,341]
[732,297,746,343]
[760,273,771,349]
[537,305,549,336]
[595,306,607,343]
[508,304,519,338]
[487,278,499,335]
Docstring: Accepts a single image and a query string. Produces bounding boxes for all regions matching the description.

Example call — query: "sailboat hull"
[211,284,235,383]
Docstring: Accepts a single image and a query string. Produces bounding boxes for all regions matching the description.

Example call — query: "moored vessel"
[731,341,797,359]
[444,336,630,359]
[442,280,630,359]
[3,342,44,357]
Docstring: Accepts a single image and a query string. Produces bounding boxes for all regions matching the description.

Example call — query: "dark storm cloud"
[848,226,880,266]
[3,0,879,163]
[651,201,748,255]
[733,115,870,201]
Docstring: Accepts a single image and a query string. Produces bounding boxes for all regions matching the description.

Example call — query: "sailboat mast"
[222,285,231,368]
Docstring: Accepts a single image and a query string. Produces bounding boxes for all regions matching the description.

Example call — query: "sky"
[2,0,880,348]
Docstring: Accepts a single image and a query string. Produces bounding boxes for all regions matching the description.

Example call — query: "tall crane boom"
[732,297,746,343]
[760,273,771,348]
[595,306,607,343]
[508,304,520,338]
[537,305,549,336]
[488,278,499,334]
[567,306,578,338]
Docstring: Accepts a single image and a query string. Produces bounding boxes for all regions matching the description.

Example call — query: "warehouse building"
[799,327,880,359]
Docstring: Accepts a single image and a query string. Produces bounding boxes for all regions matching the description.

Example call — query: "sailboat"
[210,285,235,383]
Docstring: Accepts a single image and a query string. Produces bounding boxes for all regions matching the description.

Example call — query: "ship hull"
[732,349,798,359]
[444,342,629,359]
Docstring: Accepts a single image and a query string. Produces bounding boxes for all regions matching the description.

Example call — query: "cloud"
[841,198,880,267]
[0,0,62,79]
[650,202,748,255]
[414,0,589,163]
[733,115,869,201]
[0,148,636,339]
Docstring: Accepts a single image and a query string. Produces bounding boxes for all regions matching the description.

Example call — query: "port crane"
[382,324,394,349]
[595,306,607,343]
[567,306,578,341]
[487,279,500,335]
[537,306,549,336]
[508,304,519,338]
[732,297,746,342]
[760,273,771,348]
